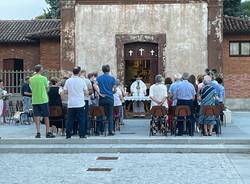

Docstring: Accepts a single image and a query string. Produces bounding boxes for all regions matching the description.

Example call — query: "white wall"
[75,3,208,77]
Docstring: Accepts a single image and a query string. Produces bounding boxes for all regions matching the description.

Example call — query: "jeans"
[66,106,86,138]
[84,100,89,135]
[176,99,195,135]
[99,96,114,133]
[23,96,32,112]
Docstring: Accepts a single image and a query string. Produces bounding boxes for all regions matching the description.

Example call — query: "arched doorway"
[124,42,158,90]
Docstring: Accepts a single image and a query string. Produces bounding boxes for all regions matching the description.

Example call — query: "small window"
[241,42,250,55]
[229,42,240,56]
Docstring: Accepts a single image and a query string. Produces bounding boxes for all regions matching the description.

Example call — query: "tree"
[224,0,242,16]
[241,1,250,17]
[36,0,60,19]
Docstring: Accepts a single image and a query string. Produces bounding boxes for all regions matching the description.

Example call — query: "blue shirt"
[169,80,181,106]
[176,80,196,100]
[211,80,220,97]
[218,84,225,102]
[97,73,116,98]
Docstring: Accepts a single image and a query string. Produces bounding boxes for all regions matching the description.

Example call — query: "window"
[229,41,250,56]
[241,42,250,55]
[229,42,239,56]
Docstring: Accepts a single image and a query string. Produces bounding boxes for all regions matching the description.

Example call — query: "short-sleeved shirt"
[64,76,87,108]
[21,83,32,97]
[30,74,48,105]
[176,80,196,100]
[150,84,168,108]
[169,80,181,106]
[96,73,116,98]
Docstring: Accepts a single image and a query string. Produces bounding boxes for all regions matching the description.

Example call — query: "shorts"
[33,103,49,117]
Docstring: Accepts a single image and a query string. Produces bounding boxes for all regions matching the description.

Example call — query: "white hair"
[203,75,212,85]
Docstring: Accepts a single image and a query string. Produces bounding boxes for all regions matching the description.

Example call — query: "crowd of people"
[0,64,225,138]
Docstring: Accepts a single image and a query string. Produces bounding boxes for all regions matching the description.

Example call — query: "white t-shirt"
[64,76,87,108]
[149,83,168,108]
[113,87,122,106]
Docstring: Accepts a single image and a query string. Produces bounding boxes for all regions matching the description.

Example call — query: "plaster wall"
[75,3,208,77]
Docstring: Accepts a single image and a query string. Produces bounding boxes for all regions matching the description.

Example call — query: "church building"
[61,0,223,87]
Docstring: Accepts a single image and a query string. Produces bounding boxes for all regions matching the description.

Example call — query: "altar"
[124,96,151,118]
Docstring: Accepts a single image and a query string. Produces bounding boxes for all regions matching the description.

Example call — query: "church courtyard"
[0,112,250,184]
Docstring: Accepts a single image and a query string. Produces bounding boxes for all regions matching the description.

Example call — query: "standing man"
[30,65,55,138]
[64,67,88,139]
[80,70,93,135]
[21,76,32,123]
[175,73,196,136]
[95,65,116,136]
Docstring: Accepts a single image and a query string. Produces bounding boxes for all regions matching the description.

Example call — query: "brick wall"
[0,43,40,70]
[40,39,60,70]
[0,40,60,71]
[223,34,250,98]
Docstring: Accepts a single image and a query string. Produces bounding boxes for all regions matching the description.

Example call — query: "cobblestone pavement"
[0,153,249,184]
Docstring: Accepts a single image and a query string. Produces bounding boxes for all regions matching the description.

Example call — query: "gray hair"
[203,75,212,85]
[155,74,163,83]
[182,72,189,80]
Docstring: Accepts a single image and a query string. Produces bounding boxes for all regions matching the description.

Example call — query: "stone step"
[0,144,250,154]
[1,138,250,145]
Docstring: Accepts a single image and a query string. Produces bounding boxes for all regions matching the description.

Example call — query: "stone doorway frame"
[115,34,166,83]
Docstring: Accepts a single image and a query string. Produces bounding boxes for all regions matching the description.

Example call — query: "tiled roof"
[26,28,60,40]
[224,16,250,34]
[0,19,60,43]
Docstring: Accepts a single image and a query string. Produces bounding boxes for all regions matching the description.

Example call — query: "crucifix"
[129,50,133,56]
[139,48,144,56]
[150,50,155,56]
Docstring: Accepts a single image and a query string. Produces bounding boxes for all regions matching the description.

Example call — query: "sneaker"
[35,133,41,138]
[46,132,55,138]
[80,136,87,139]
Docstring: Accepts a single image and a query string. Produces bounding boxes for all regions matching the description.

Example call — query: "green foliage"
[224,0,242,16]
[241,1,250,17]
[36,0,60,19]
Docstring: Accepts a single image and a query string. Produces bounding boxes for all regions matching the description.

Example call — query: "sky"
[0,0,249,20]
[0,0,48,20]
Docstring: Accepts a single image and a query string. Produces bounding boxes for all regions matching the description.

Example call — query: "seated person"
[130,75,147,113]
[149,74,168,109]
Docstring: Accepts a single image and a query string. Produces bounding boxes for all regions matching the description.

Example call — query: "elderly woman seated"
[149,74,168,110]
[198,75,218,136]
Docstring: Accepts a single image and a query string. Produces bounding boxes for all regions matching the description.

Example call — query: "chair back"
[175,105,191,117]
[49,106,63,118]
[202,105,217,116]
[150,106,167,117]
[90,106,105,117]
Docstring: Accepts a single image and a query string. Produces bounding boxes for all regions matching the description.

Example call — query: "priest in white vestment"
[130,76,147,113]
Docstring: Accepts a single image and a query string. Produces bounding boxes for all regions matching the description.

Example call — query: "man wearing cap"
[175,72,196,136]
